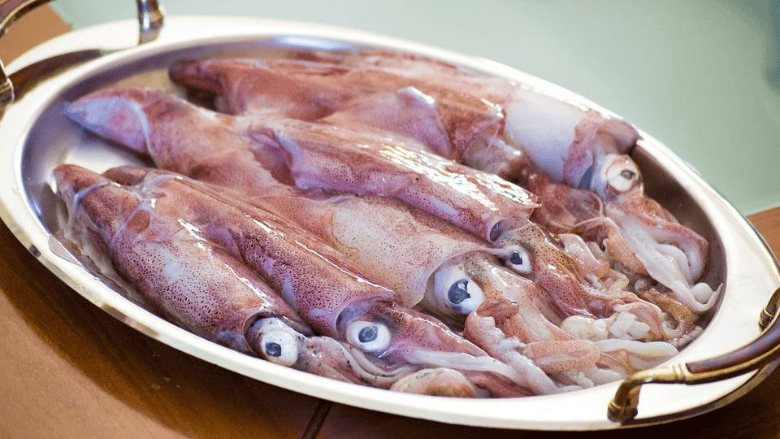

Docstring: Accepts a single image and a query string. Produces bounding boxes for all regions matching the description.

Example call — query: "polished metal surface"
[0,0,164,107]
[136,0,164,44]
[0,15,779,430]
[0,59,11,107]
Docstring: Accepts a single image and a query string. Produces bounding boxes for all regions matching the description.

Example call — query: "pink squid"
[249,115,538,242]
[66,86,537,243]
[169,53,510,164]
[61,161,544,396]
[310,87,687,343]
[64,87,576,393]
[53,163,425,389]
[171,52,715,312]
[118,164,548,396]
[167,60,673,330]
[504,90,719,314]
[64,85,680,385]
[265,61,709,335]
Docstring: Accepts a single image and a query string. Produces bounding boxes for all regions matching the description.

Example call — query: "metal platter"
[1,12,779,430]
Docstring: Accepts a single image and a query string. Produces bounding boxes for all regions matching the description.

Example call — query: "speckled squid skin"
[290,62,706,327]
[169,52,530,207]
[65,86,625,325]
[65,86,537,243]
[104,164,621,392]
[250,115,538,242]
[254,192,495,310]
[315,88,671,336]
[63,84,685,383]
[99,165,396,338]
[201,49,707,300]
[61,48,709,378]
[99,165,534,396]
[62,81,565,394]
[169,51,512,162]
[64,87,506,317]
[53,164,310,353]
[62,85,563,318]
[57,164,504,394]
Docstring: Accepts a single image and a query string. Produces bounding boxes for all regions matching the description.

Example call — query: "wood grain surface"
[2,8,780,439]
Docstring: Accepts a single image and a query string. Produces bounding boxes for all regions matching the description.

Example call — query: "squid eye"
[432,261,485,316]
[504,246,532,275]
[445,278,484,314]
[604,157,640,194]
[258,327,300,367]
[346,321,391,352]
[248,318,302,367]
[265,342,282,357]
[448,280,470,304]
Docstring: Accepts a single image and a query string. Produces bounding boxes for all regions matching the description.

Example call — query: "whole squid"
[64,87,572,393]
[100,163,547,396]
[235,187,655,384]
[53,163,428,389]
[171,52,718,315]
[276,72,709,336]
[64,86,679,383]
[129,81,657,337]
[317,88,687,342]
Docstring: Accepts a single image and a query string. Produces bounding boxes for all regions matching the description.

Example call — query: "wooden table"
[2,8,780,439]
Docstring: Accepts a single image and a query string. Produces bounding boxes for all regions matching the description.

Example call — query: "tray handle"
[608,286,780,423]
[0,0,165,106]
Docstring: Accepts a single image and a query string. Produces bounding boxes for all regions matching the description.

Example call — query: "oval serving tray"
[1,11,779,431]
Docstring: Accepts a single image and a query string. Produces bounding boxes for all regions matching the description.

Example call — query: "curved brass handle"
[608,286,780,423]
[0,0,165,106]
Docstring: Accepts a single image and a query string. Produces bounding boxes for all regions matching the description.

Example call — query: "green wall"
[51,0,780,214]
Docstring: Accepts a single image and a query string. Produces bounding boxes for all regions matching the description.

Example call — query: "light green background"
[51,0,780,215]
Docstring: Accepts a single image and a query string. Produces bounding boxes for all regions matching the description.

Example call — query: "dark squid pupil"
[510,251,524,266]
[489,222,503,241]
[358,325,378,343]
[265,342,282,357]
[448,279,471,305]
[620,169,636,180]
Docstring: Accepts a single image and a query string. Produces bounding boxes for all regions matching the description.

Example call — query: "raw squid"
[61,86,630,329]
[64,87,581,392]
[171,52,718,315]
[249,115,538,242]
[64,85,680,385]
[315,89,685,342]
[66,86,536,243]
[259,56,713,324]
[232,190,657,385]
[168,52,634,187]
[62,88,579,318]
[324,89,693,336]
[106,164,550,396]
[170,54,510,162]
[319,86,526,180]
[63,161,548,396]
[53,163,425,388]
[504,91,719,313]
